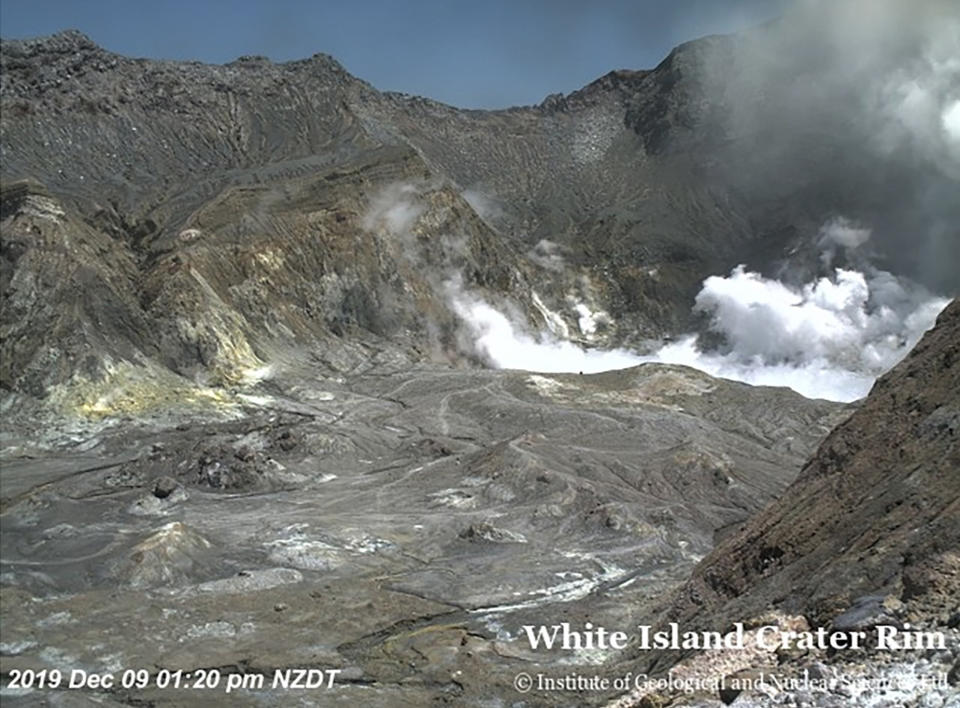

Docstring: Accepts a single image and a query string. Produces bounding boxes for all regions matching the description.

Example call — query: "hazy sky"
[0,0,788,108]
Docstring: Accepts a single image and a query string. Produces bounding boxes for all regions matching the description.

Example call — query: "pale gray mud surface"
[1,363,844,706]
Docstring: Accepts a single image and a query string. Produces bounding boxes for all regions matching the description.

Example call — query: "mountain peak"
[1,28,102,56]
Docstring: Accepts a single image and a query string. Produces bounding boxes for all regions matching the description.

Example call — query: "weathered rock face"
[1,159,543,426]
[1,179,153,398]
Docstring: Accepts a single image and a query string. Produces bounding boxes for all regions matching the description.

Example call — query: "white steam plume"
[446,221,949,402]
[461,188,502,224]
[447,275,642,374]
[943,99,960,144]
[675,264,949,401]
[362,182,424,237]
[527,239,567,272]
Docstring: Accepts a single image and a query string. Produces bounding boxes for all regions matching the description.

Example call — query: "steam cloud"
[672,263,949,401]
[361,182,425,236]
[362,185,949,402]
[709,0,960,292]
[447,218,949,402]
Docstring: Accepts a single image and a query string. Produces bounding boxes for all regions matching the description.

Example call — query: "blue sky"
[0,0,788,108]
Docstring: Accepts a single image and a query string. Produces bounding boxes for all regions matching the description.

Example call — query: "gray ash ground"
[1,363,844,706]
